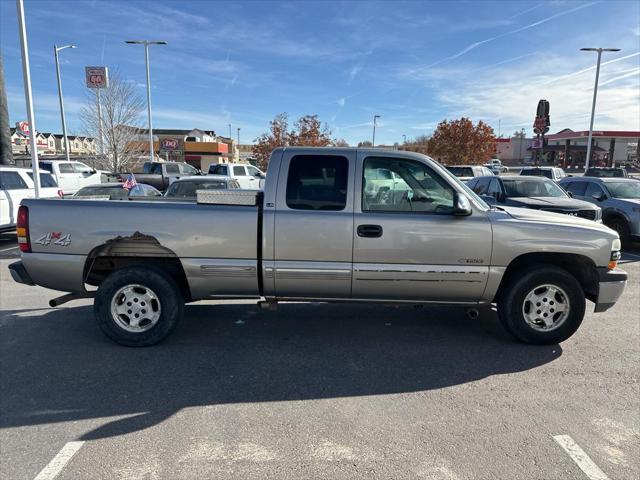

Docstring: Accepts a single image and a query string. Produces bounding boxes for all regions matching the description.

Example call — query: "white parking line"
[33,441,84,480]
[553,435,609,480]
[0,245,18,252]
[622,251,640,259]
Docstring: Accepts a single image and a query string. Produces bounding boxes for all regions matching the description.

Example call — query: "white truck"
[38,160,102,195]
[208,163,266,189]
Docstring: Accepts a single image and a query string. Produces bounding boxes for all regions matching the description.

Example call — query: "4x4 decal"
[35,232,72,247]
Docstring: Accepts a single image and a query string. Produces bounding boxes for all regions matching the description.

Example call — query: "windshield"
[446,167,474,177]
[503,179,567,198]
[605,182,640,199]
[165,180,229,198]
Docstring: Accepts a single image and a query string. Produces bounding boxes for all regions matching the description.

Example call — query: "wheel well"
[494,252,598,303]
[83,233,192,302]
[602,212,628,226]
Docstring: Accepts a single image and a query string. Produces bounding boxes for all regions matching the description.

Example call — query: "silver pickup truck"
[9,147,627,346]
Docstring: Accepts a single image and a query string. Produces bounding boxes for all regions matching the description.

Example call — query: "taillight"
[17,205,31,253]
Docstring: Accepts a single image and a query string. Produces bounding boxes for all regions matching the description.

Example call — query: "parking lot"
[0,239,638,480]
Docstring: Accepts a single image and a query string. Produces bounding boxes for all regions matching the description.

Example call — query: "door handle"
[357,224,383,238]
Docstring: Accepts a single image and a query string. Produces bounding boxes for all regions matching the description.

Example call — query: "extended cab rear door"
[352,150,492,302]
[269,149,355,298]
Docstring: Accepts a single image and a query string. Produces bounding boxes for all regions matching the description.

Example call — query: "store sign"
[160,138,179,150]
[85,66,109,89]
[531,138,543,149]
[16,121,30,136]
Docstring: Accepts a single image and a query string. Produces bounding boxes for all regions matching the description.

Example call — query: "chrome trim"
[199,265,256,277]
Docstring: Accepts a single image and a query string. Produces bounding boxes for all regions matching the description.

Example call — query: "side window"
[233,166,246,176]
[362,157,454,213]
[564,182,586,196]
[38,162,53,172]
[247,166,261,177]
[585,182,605,199]
[58,163,75,174]
[165,163,180,175]
[73,163,91,174]
[486,178,503,198]
[472,177,491,195]
[180,164,197,175]
[0,171,29,190]
[286,155,348,211]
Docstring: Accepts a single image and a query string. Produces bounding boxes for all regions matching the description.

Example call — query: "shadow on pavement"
[0,302,562,440]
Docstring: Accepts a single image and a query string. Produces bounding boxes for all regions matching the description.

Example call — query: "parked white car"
[484,158,509,174]
[38,160,102,195]
[0,167,61,232]
[208,163,265,189]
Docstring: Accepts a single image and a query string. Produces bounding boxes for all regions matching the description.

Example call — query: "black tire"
[605,217,631,249]
[497,265,585,345]
[94,267,184,346]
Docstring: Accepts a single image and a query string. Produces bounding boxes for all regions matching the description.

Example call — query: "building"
[10,128,96,156]
[127,127,245,171]
[494,129,640,167]
[543,129,639,168]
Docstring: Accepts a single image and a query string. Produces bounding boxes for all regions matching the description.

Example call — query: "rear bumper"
[594,267,627,313]
[8,261,35,286]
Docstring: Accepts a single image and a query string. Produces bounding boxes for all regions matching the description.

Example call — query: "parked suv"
[520,166,567,182]
[560,177,640,247]
[467,175,601,221]
[1,167,61,232]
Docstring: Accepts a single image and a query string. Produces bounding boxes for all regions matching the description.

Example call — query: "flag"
[122,173,137,190]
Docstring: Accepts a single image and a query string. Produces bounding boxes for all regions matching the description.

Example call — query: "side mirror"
[453,192,472,216]
[566,191,573,198]
[495,192,506,202]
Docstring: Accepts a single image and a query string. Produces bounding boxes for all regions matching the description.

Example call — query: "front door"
[56,163,79,192]
[272,151,355,298]
[352,152,492,302]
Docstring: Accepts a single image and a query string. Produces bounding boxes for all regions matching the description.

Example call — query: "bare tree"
[80,70,145,172]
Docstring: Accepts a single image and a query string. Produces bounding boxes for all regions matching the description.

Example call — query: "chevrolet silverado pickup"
[9,147,627,346]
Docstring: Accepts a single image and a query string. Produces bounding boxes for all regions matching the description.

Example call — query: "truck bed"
[21,197,262,299]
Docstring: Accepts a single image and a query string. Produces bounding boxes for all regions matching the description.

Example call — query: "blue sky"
[1,0,639,145]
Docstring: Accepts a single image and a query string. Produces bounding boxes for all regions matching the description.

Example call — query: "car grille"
[541,208,597,220]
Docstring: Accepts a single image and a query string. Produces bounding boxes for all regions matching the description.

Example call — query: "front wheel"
[94,267,184,346]
[606,217,631,249]
[498,266,585,344]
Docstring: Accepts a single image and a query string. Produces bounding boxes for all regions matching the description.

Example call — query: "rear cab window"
[233,166,246,176]
[210,164,228,175]
[26,172,58,188]
[286,155,348,210]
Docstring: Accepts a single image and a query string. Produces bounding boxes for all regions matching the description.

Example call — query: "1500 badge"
[35,232,72,247]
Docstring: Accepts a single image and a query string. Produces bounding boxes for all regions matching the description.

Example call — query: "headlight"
[612,239,621,251]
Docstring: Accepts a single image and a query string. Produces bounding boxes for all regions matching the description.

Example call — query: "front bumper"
[594,267,627,313]
[8,261,35,286]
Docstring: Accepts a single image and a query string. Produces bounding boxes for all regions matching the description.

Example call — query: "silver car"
[560,177,640,247]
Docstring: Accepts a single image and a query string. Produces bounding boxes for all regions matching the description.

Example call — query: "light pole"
[402,134,406,144]
[372,115,380,147]
[54,44,75,162]
[580,47,620,171]
[237,127,240,146]
[16,0,41,197]
[125,40,167,163]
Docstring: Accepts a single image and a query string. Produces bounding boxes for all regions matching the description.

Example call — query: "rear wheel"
[498,266,585,344]
[94,267,184,346]
[606,217,631,249]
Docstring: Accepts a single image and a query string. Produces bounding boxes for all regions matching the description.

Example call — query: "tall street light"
[372,115,380,147]
[125,40,167,163]
[580,47,620,171]
[54,44,75,162]
[402,134,406,144]
[16,0,41,196]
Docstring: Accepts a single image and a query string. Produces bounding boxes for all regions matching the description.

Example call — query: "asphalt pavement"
[0,252,638,480]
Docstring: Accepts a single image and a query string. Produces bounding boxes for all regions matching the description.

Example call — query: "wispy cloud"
[507,3,544,20]
[543,51,640,85]
[423,1,599,68]
[598,67,640,87]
